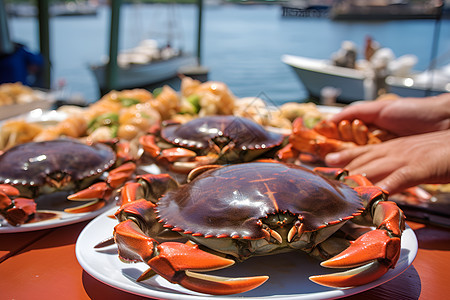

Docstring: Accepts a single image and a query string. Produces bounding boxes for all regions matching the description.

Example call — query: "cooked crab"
[285,118,390,160]
[0,139,136,226]
[139,115,286,173]
[101,161,405,295]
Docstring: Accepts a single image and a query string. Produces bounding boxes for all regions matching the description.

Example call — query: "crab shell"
[157,162,364,245]
[0,139,116,197]
[160,116,285,162]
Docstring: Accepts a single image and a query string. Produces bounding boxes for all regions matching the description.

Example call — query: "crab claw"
[309,260,390,288]
[68,163,135,200]
[310,229,400,288]
[0,197,37,226]
[114,220,268,295]
[68,182,111,201]
[106,162,136,188]
[0,184,20,197]
[65,182,111,213]
[160,148,197,162]
[149,242,268,295]
[66,162,136,213]
[140,135,161,158]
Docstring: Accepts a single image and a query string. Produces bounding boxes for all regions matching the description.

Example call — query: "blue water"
[8,4,450,104]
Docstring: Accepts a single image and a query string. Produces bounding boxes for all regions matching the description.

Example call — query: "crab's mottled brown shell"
[161,116,284,151]
[0,139,116,188]
[157,162,365,239]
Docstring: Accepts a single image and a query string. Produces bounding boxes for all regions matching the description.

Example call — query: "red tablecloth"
[0,220,449,300]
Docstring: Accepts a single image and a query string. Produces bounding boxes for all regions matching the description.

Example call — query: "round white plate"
[0,196,116,233]
[76,207,418,299]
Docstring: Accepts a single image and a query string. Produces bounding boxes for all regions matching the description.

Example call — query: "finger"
[376,166,423,195]
[329,101,386,124]
[325,146,373,167]
[350,158,402,185]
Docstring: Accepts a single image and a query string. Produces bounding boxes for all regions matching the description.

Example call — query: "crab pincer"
[67,161,136,209]
[310,229,401,287]
[309,175,405,288]
[113,201,268,295]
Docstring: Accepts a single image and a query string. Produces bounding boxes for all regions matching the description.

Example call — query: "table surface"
[1,217,449,300]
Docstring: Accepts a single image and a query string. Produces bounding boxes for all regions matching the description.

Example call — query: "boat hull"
[90,54,197,92]
[283,54,449,102]
[282,54,373,103]
[386,74,450,98]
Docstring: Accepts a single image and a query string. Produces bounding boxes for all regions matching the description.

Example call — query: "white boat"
[282,54,375,103]
[282,53,450,103]
[90,39,197,92]
[386,65,450,98]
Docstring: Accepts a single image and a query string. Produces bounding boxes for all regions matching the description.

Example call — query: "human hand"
[325,130,450,195]
[329,93,450,137]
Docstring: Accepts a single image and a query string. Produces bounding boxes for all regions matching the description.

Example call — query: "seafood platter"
[0,77,422,298]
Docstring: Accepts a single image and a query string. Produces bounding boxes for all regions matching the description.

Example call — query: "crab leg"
[140,135,161,158]
[140,135,219,173]
[309,188,405,288]
[114,219,268,295]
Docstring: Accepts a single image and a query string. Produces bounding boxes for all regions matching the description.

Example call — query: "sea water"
[8,4,450,104]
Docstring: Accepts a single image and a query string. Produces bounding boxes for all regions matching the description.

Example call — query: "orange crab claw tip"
[0,184,20,196]
[64,199,105,213]
[67,182,109,201]
[309,261,390,288]
[156,242,236,272]
[180,271,269,295]
[320,230,401,269]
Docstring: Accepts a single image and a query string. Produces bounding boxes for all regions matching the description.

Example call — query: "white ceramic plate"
[0,195,116,233]
[0,91,55,121]
[76,207,418,300]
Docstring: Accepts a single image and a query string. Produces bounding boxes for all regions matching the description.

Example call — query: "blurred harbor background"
[6,2,450,105]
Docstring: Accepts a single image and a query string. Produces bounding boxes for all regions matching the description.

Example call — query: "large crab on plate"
[0,139,136,226]
[106,161,405,295]
[286,118,389,160]
[139,115,286,173]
